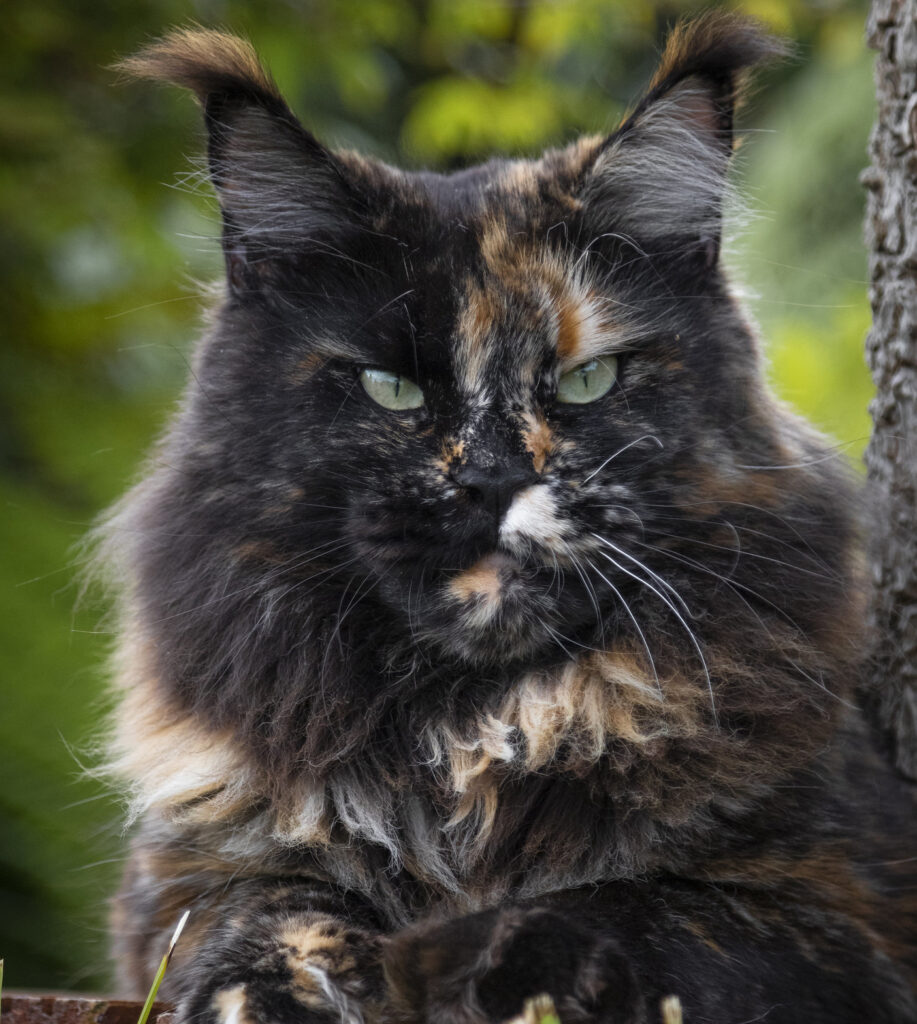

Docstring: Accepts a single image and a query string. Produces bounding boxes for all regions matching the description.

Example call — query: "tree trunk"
[862,0,917,779]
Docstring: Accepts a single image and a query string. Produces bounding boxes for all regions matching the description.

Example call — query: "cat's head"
[110,16,859,722]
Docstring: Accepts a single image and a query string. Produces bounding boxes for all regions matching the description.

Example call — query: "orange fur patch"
[280,919,355,969]
[456,280,500,393]
[279,917,376,1014]
[554,297,582,361]
[477,212,513,271]
[288,352,326,385]
[538,255,624,368]
[520,413,554,474]
[449,554,507,604]
[435,437,466,475]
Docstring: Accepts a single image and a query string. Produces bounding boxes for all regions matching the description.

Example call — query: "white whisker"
[584,556,662,696]
[591,533,692,616]
[581,435,664,485]
[559,541,604,642]
[594,546,716,721]
[634,539,855,708]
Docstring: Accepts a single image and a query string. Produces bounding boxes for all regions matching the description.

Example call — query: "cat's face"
[214,150,759,668]
[117,26,855,718]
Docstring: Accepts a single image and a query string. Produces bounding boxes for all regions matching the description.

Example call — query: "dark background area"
[0,0,874,992]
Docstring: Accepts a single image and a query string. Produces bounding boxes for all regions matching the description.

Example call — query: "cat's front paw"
[180,915,385,1024]
[384,906,645,1024]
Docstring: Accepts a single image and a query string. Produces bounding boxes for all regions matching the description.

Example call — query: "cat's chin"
[386,551,589,666]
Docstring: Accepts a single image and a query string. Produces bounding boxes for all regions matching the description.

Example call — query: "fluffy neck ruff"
[109,599,858,909]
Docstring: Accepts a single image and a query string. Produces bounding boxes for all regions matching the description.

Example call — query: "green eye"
[359,368,424,410]
[556,356,618,404]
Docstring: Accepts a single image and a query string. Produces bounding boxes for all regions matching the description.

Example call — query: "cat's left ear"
[580,14,787,265]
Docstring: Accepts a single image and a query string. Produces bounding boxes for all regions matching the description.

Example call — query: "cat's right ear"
[117,29,361,292]
[577,14,787,266]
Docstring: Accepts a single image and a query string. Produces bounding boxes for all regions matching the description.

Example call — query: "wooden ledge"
[0,995,173,1024]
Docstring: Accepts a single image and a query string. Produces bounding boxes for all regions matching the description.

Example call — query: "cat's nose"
[451,463,539,522]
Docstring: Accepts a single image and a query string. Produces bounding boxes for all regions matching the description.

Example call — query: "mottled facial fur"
[104,18,866,883]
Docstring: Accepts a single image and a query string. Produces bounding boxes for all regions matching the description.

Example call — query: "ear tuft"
[115,28,282,110]
[645,11,790,112]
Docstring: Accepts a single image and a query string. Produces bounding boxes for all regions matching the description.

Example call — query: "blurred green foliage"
[0,0,874,992]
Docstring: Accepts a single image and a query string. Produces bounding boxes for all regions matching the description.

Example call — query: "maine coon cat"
[102,13,917,1023]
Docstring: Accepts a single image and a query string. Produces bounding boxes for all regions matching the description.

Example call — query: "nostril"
[459,479,486,505]
[451,464,539,520]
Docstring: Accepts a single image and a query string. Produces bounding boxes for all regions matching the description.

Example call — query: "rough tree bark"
[862,0,917,779]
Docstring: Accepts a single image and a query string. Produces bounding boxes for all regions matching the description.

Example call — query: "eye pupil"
[556,356,617,405]
[359,368,424,410]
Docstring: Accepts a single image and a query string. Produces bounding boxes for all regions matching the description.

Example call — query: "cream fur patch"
[500,484,569,549]
[213,985,253,1024]
[108,641,256,827]
[435,648,705,845]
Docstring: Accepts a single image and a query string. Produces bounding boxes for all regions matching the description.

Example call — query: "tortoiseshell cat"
[102,14,917,1023]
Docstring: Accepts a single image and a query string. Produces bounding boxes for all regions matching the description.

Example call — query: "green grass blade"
[136,953,168,1024]
[136,911,189,1024]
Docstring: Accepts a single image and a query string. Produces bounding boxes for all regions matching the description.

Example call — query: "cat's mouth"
[428,552,552,661]
[369,523,609,664]
[409,548,599,664]
[446,552,520,606]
